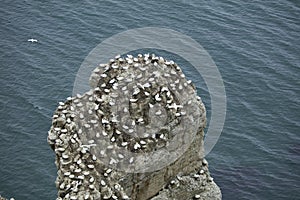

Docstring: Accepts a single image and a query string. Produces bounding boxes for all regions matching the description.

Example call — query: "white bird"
[168,103,183,110]
[81,144,96,148]
[27,38,38,43]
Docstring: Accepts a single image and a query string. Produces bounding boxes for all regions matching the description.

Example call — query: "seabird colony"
[48,54,218,200]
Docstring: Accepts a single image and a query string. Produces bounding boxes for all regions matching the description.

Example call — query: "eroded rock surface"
[48,54,221,200]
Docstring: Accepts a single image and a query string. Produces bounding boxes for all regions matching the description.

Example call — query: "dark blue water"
[1,0,299,199]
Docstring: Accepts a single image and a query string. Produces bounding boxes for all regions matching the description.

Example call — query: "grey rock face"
[150,161,222,200]
[48,54,221,200]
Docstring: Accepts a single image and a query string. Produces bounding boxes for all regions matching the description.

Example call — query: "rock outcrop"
[48,54,221,200]
[0,196,14,200]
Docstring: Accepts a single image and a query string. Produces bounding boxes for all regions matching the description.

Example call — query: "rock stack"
[48,54,221,200]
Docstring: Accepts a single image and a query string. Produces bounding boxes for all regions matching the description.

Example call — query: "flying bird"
[27,38,38,43]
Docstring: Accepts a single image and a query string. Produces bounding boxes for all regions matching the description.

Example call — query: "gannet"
[27,38,38,43]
